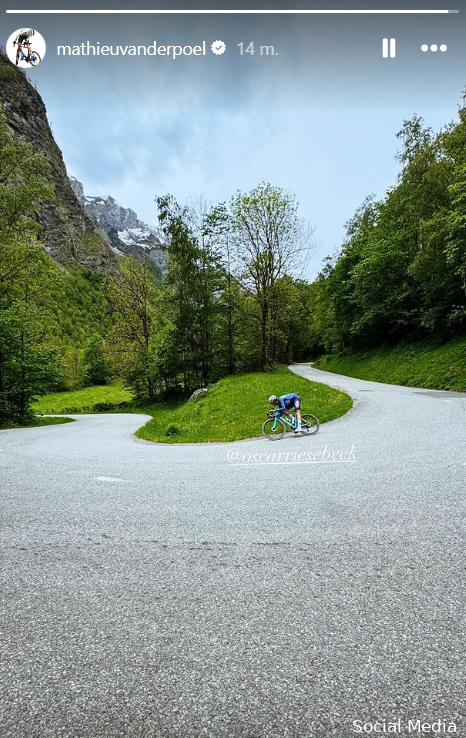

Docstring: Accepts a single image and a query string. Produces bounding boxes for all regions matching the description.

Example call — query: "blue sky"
[4,1,465,277]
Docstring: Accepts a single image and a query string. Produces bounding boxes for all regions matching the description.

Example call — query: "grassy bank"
[136,367,352,443]
[33,381,133,414]
[316,338,466,392]
[0,416,75,431]
[32,367,352,443]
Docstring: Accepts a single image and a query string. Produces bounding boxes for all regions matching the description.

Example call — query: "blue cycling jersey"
[277,393,300,411]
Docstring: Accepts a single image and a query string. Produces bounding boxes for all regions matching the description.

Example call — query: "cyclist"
[269,393,302,434]
[14,29,35,65]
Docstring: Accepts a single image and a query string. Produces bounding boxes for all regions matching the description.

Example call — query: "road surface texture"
[1,365,465,738]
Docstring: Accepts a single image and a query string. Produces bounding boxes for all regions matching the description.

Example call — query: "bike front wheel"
[30,51,41,66]
[300,414,320,435]
[262,417,286,441]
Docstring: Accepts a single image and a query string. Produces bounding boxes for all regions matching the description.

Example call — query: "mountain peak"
[69,177,167,272]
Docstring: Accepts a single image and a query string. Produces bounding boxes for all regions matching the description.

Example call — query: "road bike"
[262,408,319,441]
[15,44,41,66]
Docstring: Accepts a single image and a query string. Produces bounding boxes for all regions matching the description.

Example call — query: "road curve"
[1,368,465,738]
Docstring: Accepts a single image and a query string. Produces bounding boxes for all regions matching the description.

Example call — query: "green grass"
[32,368,352,443]
[135,366,352,444]
[33,381,133,414]
[316,337,466,392]
[0,416,75,431]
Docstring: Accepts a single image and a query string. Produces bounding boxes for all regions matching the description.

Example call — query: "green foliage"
[53,269,113,346]
[0,304,63,423]
[108,256,159,400]
[0,106,62,423]
[445,162,466,325]
[0,66,18,81]
[79,231,108,253]
[81,333,113,386]
[308,112,466,355]
[136,366,352,444]
[165,423,181,436]
[316,337,466,392]
[150,187,314,397]
[33,381,132,414]
[0,116,54,244]
[229,183,312,369]
[156,195,225,392]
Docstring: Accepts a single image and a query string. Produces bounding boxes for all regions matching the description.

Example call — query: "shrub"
[165,423,181,436]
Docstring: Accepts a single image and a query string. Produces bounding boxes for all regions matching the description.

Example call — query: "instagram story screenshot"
[0,1,465,737]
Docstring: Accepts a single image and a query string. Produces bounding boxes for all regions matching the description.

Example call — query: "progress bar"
[5,8,460,13]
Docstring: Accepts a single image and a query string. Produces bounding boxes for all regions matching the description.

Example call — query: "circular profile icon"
[6,28,46,68]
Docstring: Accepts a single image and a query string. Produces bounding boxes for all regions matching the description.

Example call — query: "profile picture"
[6,28,46,68]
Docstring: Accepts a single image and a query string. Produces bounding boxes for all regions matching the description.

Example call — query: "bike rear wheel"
[262,417,286,441]
[300,414,319,435]
[30,51,41,66]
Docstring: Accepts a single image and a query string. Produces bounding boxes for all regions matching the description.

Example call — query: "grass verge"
[316,337,466,392]
[0,416,75,431]
[33,381,133,414]
[136,366,352,444]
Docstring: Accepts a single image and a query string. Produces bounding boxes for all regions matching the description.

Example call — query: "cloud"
[31,8,464,278]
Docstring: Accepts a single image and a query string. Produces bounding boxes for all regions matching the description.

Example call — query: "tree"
[156,195,226,392]
[81,333,113,386]
[0,106,60,423]
[395,115,433,166]
[229,183,313,369]
[108,257,159,400]
[0,303,62,424]
[305,108,466,357]
[445,163,466,324]
[204,203,237,374]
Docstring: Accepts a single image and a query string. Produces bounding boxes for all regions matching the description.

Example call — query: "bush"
[81,334,113,386]
[165,423,181,436]
[92,401,128,412]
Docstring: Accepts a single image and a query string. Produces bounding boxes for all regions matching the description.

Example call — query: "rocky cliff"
[69,177,167,272]
[70,178,145,231]
[0,51,116,273]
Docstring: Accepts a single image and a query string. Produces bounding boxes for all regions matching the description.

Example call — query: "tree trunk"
[260,299,268,371]
[227,301,234,375]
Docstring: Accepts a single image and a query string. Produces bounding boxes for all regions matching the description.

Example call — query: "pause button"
[383,38,396,58]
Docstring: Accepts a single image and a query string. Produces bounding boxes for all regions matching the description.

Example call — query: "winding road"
[1,365,465,738]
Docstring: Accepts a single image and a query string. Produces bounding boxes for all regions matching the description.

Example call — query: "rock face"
[0,51,116,273]
[70,178,145,231]
[69,177,167,272]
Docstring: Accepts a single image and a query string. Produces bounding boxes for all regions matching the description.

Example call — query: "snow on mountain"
[119,227,155,245]
[69,176,167,272]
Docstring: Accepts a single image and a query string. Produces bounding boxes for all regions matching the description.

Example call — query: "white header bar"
[5,8,457,13]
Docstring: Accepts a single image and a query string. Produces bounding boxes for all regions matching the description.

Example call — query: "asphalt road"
[1,365,465,738]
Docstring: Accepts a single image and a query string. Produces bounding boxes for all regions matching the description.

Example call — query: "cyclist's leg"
[294,396,302,430]
[282,410,294,428]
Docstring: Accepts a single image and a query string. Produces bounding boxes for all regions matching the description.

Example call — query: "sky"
[2,0,465,277]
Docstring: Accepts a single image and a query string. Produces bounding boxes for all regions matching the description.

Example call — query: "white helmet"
[28,29,35,36]
[269,395,278,403]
